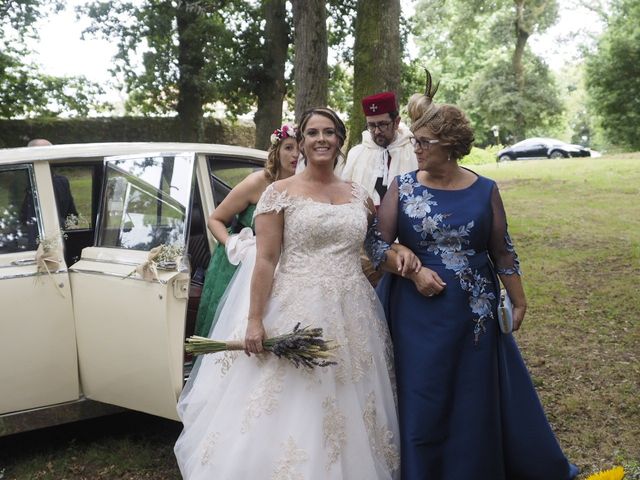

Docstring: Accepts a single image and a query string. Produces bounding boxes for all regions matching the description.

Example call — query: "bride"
[175,107,405,479]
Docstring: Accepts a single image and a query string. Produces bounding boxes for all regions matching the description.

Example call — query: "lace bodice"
[255,183,370,285]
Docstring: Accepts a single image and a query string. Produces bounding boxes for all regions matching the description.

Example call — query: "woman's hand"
[512,304,527,331]
[244,318,266,355]
[408,267,446,298]
[391,244,422,277]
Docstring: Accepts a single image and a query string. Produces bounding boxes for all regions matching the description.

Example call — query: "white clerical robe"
[341,123,417,205]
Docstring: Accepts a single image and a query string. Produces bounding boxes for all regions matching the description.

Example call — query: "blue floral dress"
[373,170,578,480]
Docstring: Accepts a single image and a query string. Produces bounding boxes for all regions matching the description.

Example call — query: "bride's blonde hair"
[407,69,474,161]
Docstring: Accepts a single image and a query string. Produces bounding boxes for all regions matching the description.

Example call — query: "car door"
[0,163,80,415]
[69,152,195,421]
[514,140,539,159]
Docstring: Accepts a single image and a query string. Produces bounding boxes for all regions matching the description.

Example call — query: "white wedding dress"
[174,183,400,480]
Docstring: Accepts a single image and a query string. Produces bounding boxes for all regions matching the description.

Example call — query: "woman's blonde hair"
[407,70,475,161]
[264,124,297,182]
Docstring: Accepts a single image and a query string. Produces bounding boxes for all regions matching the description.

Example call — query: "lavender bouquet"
[185,323,337,369]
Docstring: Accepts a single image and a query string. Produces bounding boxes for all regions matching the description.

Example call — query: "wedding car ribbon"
[225,227,256,266]
[126,245,163,282]
[35,243,65,297]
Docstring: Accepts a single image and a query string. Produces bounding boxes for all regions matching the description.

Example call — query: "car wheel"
[549,150,566,159]
[498,154,513,162]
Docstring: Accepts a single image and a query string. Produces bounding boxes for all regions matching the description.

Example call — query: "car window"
[97,154,195,251]
[209,156,264,189]
[0,166,41,254]
[50,165,94,230]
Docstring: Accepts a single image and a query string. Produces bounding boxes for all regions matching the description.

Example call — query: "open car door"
[70,153,195,420]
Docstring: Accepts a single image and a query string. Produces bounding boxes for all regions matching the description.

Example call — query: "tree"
[175,1,207,141]
[464,54,562,144]
[0,1,103,118]
[82,1,229,141]
[511,0,559,139]
[81,1,291,146]
[412,0,562,144]
[585,0,640,150]
[347,0,402,148]
[291,0,328,122]
[254,0,289,150]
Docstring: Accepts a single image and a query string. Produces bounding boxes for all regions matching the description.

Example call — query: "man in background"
[341,91,417,207]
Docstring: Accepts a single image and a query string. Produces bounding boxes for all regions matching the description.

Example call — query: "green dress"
[194,204,256,337]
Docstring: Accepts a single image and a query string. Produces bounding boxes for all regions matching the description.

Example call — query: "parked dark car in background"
[497,137,591,162]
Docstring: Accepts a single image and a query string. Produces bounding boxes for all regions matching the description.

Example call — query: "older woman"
[374,73,579,479]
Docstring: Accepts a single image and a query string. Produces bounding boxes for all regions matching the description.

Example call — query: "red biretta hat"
[361,91,398,116]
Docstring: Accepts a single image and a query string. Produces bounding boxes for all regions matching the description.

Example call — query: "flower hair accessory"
[270,123,297,146]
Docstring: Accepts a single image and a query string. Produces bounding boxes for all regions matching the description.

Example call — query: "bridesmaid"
[194,124,299,337]
[373,72,579,480]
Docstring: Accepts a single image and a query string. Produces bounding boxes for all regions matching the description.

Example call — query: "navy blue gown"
[375,171,578,480]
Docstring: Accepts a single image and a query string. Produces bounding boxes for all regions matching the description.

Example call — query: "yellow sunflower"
[586,466,625,480]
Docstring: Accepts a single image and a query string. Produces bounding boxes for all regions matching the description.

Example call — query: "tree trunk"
[254,0,289,150]
[176,1,205,142]
[512,0,530,141]
[291,0,328,123]
[348,0,402,148]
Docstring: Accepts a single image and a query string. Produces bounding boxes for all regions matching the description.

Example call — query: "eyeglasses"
[410,137,440,150]
[366,121,393,132]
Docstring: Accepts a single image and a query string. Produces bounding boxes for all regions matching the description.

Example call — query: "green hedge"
[0,117,255,149]
[460,146,501,165]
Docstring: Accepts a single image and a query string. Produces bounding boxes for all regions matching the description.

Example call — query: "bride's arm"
[364,179,420,276]
[365,179,446,295]
[245,210,283,355]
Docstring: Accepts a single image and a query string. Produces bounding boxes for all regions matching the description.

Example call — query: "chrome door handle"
[11,258,37,266]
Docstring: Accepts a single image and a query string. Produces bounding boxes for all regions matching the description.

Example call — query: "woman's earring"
[447,152,451,162]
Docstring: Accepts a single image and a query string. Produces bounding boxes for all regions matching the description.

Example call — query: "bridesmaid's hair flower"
[270,124,297,146]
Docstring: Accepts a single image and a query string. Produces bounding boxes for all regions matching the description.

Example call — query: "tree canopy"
[585,0,640,150]
[411,0,562,144]
[4,0,633,154]
[0,0,103,118]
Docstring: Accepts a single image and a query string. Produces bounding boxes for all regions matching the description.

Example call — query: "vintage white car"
[0,142,265,436]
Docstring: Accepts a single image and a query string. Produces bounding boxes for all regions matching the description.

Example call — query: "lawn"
[0,154,638,479]
[474,154,640,477]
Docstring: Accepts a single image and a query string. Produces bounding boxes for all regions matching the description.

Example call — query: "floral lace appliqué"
[399,173,496,344]
[255,183,292,217]
[496,232,522,275]
[271,436,309,480]
[241,361,286,433]
[363,392,400,473]
[200,431,220,465]
[322,397,346,469]
[364,216,390,270]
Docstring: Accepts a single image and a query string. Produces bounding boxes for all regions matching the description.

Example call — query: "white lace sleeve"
[254,183,291,216]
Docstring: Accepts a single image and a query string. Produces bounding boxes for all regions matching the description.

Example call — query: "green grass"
[0,154,638,478]
[0,413,182,479]
[474,154,640,477]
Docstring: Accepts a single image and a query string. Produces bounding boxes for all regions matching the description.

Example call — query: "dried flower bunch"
[125,243,186,282]
[155,243,185,268]
[185,323,337,369]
